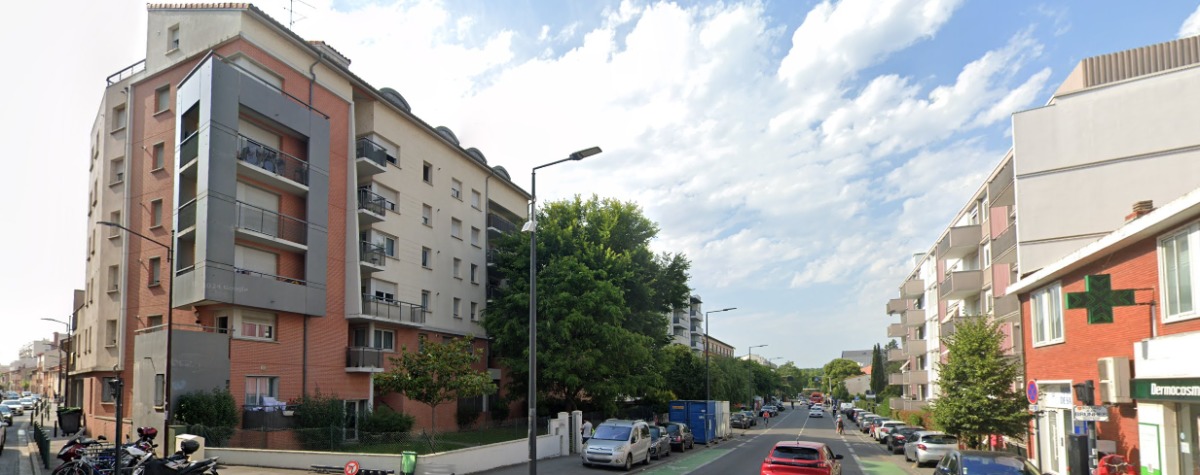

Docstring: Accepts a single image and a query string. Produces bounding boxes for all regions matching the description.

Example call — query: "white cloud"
[1181,4,1200,38]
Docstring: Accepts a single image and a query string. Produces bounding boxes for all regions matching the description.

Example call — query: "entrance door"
[1045,410,1066,475]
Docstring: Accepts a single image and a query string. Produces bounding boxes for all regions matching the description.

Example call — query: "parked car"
[648,425,671,460]
[808,406,824,418]
[874,420,906,441]
[1,399,23,416]
[905,432,959,466]
[741,410,759,426]
[0,405,12,425]
[664,421,695,451]
[0,414,5,450]
[859,415,881,433]
[19,397,35,410]
[933,449,1041,475]
[763,405,780,416]
[732,413,753,429]
[582,419,652,470]
[760,440,843,475]
[886,426,926,453]
[855,412,876,427]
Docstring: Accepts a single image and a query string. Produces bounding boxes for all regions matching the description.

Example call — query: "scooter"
[136,439,220,475]
[52,427,160,475]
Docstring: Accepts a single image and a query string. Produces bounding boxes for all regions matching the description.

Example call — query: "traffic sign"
[1027,381,1038,404]
[1072,405,1109,422]
[1028,404,1039,412]
[344,460,360,475]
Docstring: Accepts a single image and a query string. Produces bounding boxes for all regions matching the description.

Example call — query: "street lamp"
[41,317,71,435]
[703,307,736,404]
[524,146,602,475]
[98,220,174,457]
[747,344,766,409]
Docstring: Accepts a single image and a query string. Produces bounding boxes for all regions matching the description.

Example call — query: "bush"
[489,398,510,422]
[361,406,414,433]
[174,389,237,446]
[293,392,346,450]
[457,405,481,429]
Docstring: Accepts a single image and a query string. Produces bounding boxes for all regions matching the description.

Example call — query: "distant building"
[667,295,707,354]
[703,334,735,358]
[840,350,872,367]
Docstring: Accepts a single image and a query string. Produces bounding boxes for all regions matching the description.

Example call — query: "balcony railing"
[234,267,307,286]
[902,279,924,297]
[360,241,386,268]
[995,293,1019,318]
[937,224,982,261]
[179,131,199,167]
[887,323,906,338]
[178,198,197,231]
[236,201,308,245]
[346,346,383,369]
[886,298,909,315]
[940,270,983,301]
[992,224,1018,264]
[487,214,518,234]
[361,294,426,325]
[355,138,388,167]
[237,135,309,186]
[904,339,928,356]
[242,406,294,431]
[357,188,389,216]
[887,348,906,362]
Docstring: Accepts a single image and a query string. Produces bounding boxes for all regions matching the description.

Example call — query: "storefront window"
[1180,404,1199,475]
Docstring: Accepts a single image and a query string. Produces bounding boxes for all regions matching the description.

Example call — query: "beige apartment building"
[884,33,1200,444]
[76,3,529,446]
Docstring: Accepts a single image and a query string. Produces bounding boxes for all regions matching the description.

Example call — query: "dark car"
[859,415,882,433]
[886,426,926,453]
[0,405,11,425]
[760,440,843,475]
[732,413,754,429]
[934,450,1041,475]
[741,410,759,426]
[664,422,695,451]
[648,425,671,460]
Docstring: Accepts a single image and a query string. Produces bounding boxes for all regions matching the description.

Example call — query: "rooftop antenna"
[284,0,313,29]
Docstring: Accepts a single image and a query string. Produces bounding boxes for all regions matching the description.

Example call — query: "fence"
[33,422,51,468]
[231,416,550,455]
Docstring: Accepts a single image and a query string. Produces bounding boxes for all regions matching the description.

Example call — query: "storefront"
[1133,333,1200,475]
[1035,381,1078,475]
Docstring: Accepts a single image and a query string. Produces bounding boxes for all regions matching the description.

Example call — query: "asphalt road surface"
[478,405,935,475]
[1,411,25,475]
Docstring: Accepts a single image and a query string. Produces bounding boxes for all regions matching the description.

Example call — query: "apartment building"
[668,295,705,352]
[78,3,528,445]
[884,34,1200,427]
[703,335,735,359]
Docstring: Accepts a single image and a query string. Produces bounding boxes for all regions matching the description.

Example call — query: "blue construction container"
[668,400,718,444]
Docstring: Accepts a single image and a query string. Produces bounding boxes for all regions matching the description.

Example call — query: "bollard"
[401,451,418,475]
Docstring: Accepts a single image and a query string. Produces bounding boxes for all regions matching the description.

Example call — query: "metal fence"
[232,416,550,455]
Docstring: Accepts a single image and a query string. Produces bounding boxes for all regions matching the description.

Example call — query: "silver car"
[582,419,652,470]
[905,431,959,466]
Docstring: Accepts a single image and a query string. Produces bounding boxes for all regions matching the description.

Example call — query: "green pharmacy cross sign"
[1066,274,1136,324]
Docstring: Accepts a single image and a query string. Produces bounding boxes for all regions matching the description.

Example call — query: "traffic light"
[1072,380,1095,406]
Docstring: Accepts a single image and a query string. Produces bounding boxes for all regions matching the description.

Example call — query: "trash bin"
[401,451,417,475]
[57,408,83,434]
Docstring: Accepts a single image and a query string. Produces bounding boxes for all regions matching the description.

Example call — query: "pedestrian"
[762,409,771,427]
[581,419,593,444]
[835,415,844,435]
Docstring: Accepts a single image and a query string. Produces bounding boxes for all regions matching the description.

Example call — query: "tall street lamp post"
[703,307,736,403]
[40,317,70,436]
[524,146,602,475]
[98,220,174,456]
[747,344,767,409]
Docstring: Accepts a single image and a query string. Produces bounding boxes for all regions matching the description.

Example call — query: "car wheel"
[624,455,633,471]
[644,450,651,465]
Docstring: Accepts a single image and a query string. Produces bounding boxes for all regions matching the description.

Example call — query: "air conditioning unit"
[1097,356,1131,404]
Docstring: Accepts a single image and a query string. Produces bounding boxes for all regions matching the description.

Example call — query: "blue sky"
[2,0,1199,368]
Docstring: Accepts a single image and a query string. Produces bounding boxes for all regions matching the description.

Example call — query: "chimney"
[1125,200,1154,223]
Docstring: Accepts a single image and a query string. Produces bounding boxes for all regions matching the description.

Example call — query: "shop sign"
[1130,378,1200,401]
[1072,405,1109,422]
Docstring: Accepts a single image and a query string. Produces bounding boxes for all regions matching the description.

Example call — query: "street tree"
[662,344,704,400]
[374,335,496,432]
[483,196,691,411]
[823,358,863,394]
[870,344,887,396]
[931,318,1030,449]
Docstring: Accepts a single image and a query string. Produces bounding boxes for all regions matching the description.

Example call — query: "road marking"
[638,446,731,474]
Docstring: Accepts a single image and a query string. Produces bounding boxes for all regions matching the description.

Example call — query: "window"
[451,218,462,239]
[471,190,482,210]
[167,24,180,51]
[245,376,278,406]
[383,235,397,258]
[471,227,481,247]
[451,179,462,200]
[105,319,118,347]
[470,302,478,321]
[239,312,276,341]
[422,204,433,227]
[421,247,432,268]
[453,298,462,319]
[108,211,122,238]
[148,257,162,286]
[154,86,170,113]
[374,329,395,351]
[1031,282,1064,346]
[154,374,166,408]
[421,290,431,313]
[984,289,994,314]
[101,377,118,403]
[112,105,127,132]
[216,316,229,334]
[1160,225,1198,321]
[150,199,164,227]
[107,265,120,293]
[982,242,992,268]
[110,158,125,185]
[235,244,278,276]
[453,258,462,279]
[422,162,433,184]
[147,315,163,328]
[470,263,479,284]
[152,143,165,170]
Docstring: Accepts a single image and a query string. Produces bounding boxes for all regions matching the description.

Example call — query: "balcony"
[357,188,388,225]
[360,241,386,273]
[886,298,909,315]
[887,348,906,362]
[887,323,906,338]
[902,310,925,327]
[988,159,1015,207]
[353,294,426,327]
[890,397,930,411]
[242,406,294,431]
[236,135,309,194]
[177,198,197,234]
[940,270,983,300]
[937,224,982,261]
[346,346,384,373]
[179,131,199,168]
[487,214,518,235]
[995,293,1019,319]
[673,317,687,329]
[907,370,929,385]
[888,373,905,385]
[355,138,389,177]
[690,309,702,321]
[235,201,308,252]
[992,224,1017,265]
[902,279,924,297]
[904,339,928,356]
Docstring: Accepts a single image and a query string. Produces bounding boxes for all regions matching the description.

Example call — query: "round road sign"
[1026,381,1038,404]
[344,460,360,475]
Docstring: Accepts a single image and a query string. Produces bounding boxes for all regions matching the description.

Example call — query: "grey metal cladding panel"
[305,229,328,288]
[306,284,327,317]
[172,268,204,307]
[172,330,231,400]
[232,273,311,315]
[202,261,239,303]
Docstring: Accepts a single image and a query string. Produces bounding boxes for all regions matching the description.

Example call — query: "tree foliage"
[823,358,864,394]
[931,318,1030,449]
[483,196,691,411]
[374,335,496,431]
[870,344,887,396]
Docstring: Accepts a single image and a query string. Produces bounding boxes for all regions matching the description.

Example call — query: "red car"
[761,440,844,475]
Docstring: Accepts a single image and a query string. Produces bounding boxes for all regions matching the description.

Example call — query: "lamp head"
[569,146,602,161]
[97,221,118,227]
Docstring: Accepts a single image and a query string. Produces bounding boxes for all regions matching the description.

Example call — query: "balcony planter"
[57,407,83,434]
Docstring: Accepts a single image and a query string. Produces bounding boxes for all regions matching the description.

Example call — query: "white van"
[582,419,652,470]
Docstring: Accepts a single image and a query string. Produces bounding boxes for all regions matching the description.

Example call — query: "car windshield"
[1,400,18,405]
[772,446,822,461]
[926,434,958,444]
[666,425,680,434]
[650,427,662,438]
[592,425,632,441]
[0,406,10,413]
[961,455,1039,475]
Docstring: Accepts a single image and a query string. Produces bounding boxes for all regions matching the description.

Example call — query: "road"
[1,410,27,475]
[478,405,932,475]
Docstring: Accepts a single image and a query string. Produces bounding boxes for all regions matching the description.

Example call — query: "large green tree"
[823,358,864,394]
[870,344,887,396]
[931,318,1030,449]
[483,196,691,411]
[374,335,496,431]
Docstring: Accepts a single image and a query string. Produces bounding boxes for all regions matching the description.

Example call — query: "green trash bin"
[400,451,417,475]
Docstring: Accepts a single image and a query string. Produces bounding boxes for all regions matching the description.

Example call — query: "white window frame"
[453,298,462,319]
[453,258,462,279]
[451,218,462,239]
[150,199,164,228]
[244,376,278,406]
[422,204,433,227]
[151,142,165,171]
[154,85,171,114]
[451,179,463,200]
[231,310,277,342]
[422,162,433,184]
[471,227,481,247]
[167,24,180,52]
[1030,281,1064,347]
[1159,222,1199,322]
[471,190,481,210]
[470,263,479,284]
[421,247,432,268]
[470,302,478,321]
